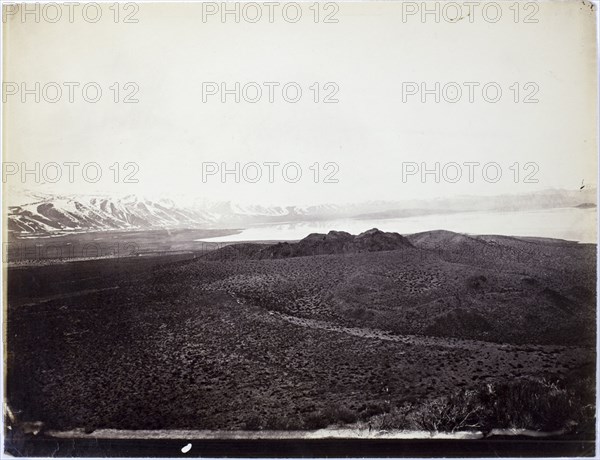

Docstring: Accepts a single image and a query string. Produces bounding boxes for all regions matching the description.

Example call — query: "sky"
[3,1,598,207]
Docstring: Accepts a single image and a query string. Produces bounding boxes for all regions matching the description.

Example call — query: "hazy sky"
[3,1,598,206]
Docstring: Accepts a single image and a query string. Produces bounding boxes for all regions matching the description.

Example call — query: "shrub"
[265,414,304,430]
[324,404,359,424]
[368,377,595,434]
[301,404,360,429]
[406,390,484,432]
[480,377,595,433]
[303,411,330,430]
[243,414,264,430]
[359,401,391,419]
[370,407,410,431]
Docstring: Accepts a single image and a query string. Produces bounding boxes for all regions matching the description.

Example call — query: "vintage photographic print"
[2,1,598,457]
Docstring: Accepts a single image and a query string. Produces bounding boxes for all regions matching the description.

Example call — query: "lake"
[199,207,597,244]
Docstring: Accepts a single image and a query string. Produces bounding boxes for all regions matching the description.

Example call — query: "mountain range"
[5,188,596,236]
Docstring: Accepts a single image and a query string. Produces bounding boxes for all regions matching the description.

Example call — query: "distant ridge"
[7,187,597,236]
[205,229,413,260]
[204,227,593,263]
[575,203,596,209]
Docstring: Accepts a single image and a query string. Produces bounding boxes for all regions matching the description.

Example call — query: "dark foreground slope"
[6,229,596,436]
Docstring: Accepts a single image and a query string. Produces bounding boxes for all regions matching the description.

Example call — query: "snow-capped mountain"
[5,188,596,236]
[5,190,362,235]
[5,190,390,235]
[6,191,214,235]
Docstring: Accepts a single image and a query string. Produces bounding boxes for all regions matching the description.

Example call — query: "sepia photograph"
[2,1,598,457]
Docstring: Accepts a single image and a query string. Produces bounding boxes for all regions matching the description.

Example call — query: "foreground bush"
[372,377,595,434]
[244,404,359,430]
[242,377,594,434]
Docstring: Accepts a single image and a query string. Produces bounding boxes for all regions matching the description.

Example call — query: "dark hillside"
[6,228,596,434]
